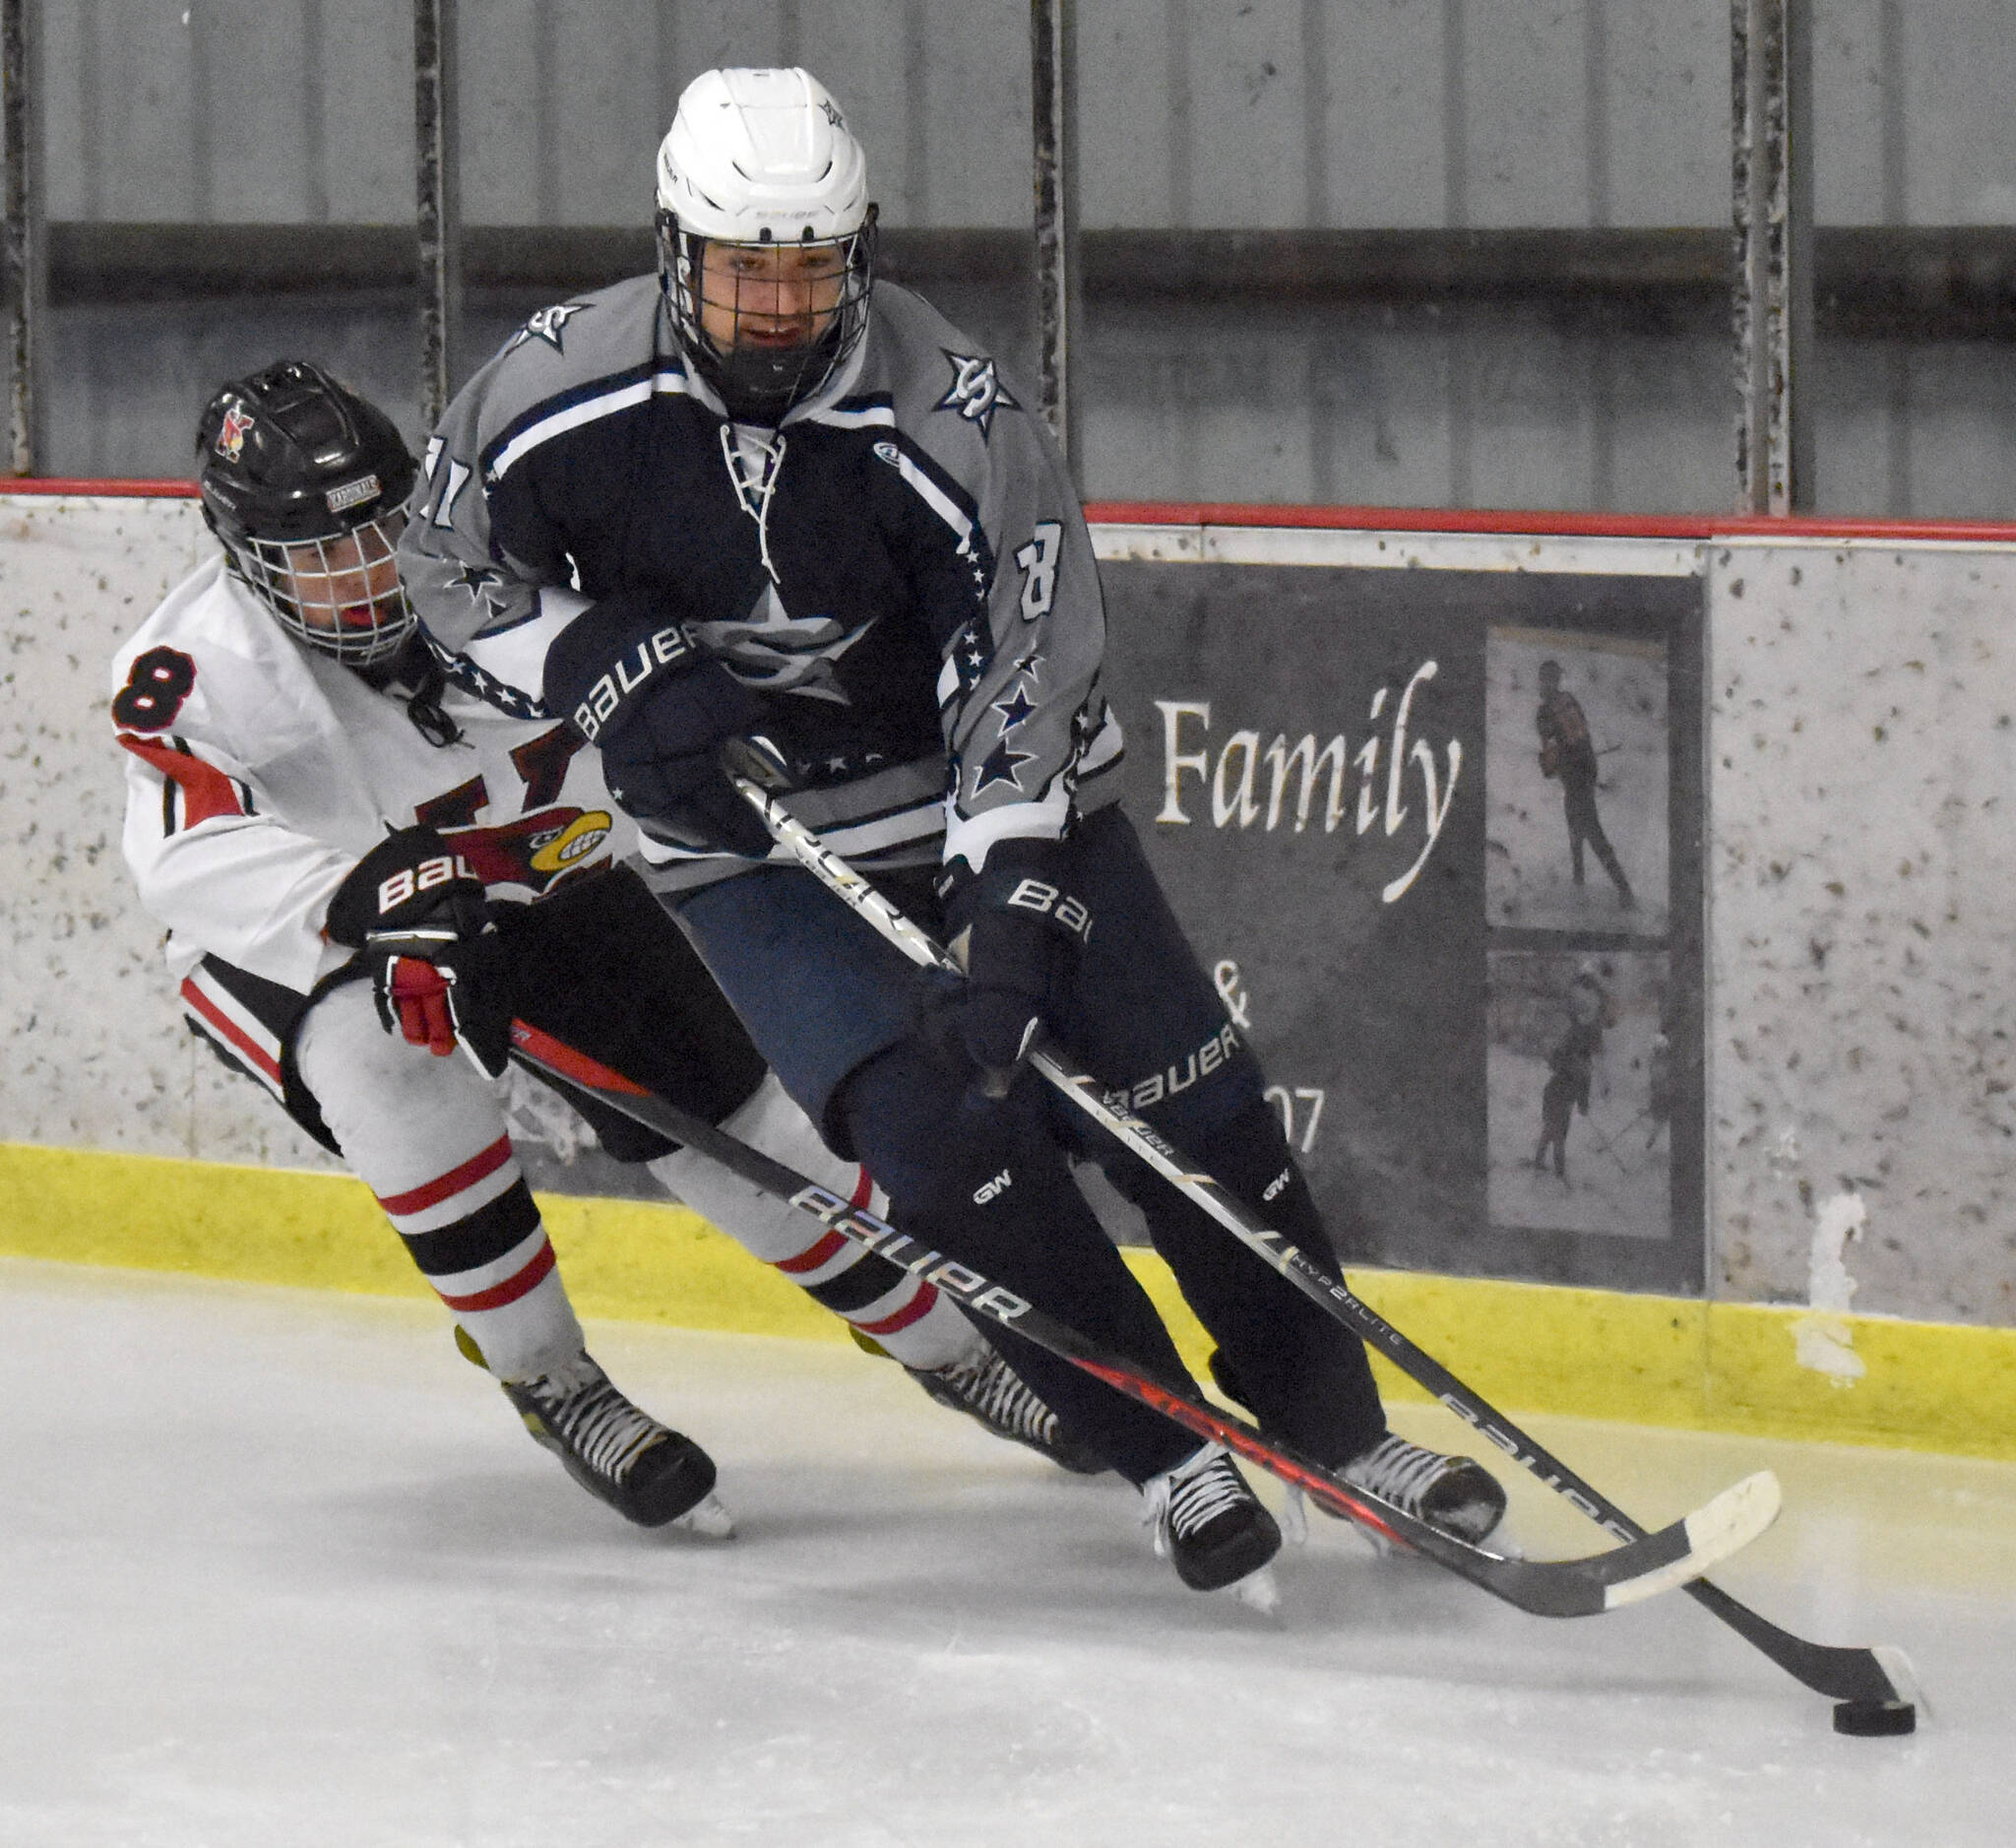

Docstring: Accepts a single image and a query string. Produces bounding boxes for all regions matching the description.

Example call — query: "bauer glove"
[930,838,1093,1099]
[325,825,512,1079]
[542,593,777,860]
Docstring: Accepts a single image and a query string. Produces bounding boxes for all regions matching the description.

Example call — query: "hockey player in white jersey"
[111,360,1092,1535]
[400,70,1506,1596]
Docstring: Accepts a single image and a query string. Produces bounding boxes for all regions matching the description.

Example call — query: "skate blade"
[670,1492,736,1540]
[1277,1485,1309,1548]
[1228,1563,1282,1616]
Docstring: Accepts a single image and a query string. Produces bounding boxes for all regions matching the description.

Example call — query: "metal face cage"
[224,511,417,666]
[658,212,878,422]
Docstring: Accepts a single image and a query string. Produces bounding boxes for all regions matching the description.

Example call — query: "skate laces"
[521,1356,666,1486]
[934,1352,1058,1445]
[1142,1443,1251,1556]
[1342,1434,1462,1514]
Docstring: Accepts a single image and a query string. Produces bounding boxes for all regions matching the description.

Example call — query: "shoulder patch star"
[974,740,1036,794]
[936,350,1019,440]
[508,302,590,354]
[992,685,1038,732]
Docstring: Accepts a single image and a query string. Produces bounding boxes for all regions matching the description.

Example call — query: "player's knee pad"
[834,1041,1029,1219]
[293,980,507,1182]
[835,1042,1155,1331]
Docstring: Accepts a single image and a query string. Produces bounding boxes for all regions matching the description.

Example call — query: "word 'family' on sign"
[1152,661,1462,903]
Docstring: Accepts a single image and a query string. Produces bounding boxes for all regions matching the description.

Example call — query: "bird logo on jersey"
[215,404,253,461]
[936,351,1018,440]
[442,807,615,896]
[507,302,590,354]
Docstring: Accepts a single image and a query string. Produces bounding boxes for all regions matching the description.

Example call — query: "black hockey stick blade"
[508,1019,1778,1621]
[722,772,1913,1705]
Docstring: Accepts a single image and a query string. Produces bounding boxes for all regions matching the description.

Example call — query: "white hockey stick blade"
[1601,1470,1781,1610]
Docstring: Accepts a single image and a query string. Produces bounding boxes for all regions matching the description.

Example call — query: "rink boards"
[4,487,2015,1458]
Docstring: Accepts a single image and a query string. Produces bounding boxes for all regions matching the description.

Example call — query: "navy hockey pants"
[669,805,1388,1484]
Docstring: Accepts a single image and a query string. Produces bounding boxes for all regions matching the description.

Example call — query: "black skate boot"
[1342,1433,1508,1545]
[910,1346,1106,1474]
[466,1330,728,1533]
[1143,1442,1282,1592]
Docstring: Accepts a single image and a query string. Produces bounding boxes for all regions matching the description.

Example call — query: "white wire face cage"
[225,512,417,666]
[661,216,877,420]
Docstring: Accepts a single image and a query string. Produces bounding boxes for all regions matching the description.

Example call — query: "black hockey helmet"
[196,360,420,665]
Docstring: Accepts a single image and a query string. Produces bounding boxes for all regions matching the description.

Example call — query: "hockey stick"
[508,1016,1777,1620]
[724,766,1914,1709]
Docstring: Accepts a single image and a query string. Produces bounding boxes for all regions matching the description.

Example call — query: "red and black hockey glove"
[542,594,777,859]
[325,825,512,1079]
[931,838,1093,1100]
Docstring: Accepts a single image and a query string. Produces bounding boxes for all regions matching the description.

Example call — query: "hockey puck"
[1832,1699,1917,1737]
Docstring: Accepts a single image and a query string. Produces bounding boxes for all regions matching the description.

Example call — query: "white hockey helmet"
[655,68,877,420]
[657,67,870,243]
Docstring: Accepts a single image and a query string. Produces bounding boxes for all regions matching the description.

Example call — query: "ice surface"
[4,1258,2010,1846]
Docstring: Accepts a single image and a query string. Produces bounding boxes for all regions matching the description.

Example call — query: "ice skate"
[1342,1432,1507,1545]
[492,1342,731,1535]
[911,1346,1106,1474]
[1142,1441,1282,1594]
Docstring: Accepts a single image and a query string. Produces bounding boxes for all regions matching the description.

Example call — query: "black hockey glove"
[930,838,1093,1099]
[325,825,512,1080]
[542,593,776,859]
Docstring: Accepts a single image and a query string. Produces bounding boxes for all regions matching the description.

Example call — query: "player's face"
[278,514,407,634]
[697,239,848,352]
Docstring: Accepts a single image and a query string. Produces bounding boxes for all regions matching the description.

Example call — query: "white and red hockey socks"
[647,1073,984,1373]
[372,1134,587,1381]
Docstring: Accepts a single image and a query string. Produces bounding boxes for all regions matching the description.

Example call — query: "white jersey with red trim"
[112,553,636,994]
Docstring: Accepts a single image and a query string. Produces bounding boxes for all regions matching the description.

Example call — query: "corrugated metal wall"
[13,0,2016,510]
[38,1,2016,231]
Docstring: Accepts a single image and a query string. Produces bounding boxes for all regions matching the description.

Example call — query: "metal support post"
[1031,0,1083,490]
[1732,0,1815,513]
[2,0,47,476]
[415,0,464,430]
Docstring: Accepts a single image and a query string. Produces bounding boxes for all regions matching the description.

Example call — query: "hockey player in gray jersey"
[402,68,1506,1596]
[114,360,1089,1538]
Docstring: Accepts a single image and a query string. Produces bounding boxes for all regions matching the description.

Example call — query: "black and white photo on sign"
[1486,945,1671,1241]
[1485,628,1669,935]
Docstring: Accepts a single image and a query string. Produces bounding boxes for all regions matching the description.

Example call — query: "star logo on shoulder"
[508,302,590,354]
[974,740,1035,794]
[936,350,1018,440]
[992,685,1037,732]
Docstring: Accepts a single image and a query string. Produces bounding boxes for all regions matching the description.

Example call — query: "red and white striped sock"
[649,1075,984,1374]
[376,1134,584,1380]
